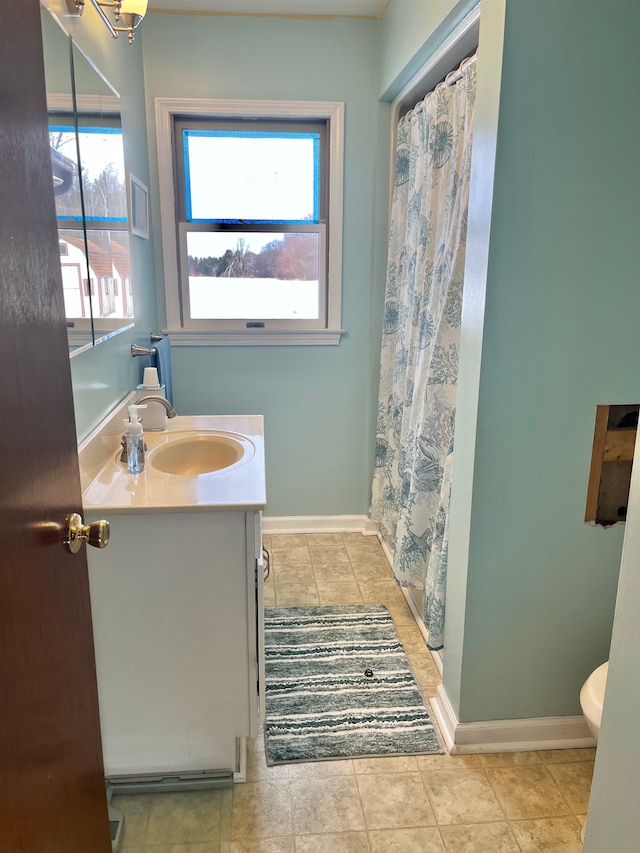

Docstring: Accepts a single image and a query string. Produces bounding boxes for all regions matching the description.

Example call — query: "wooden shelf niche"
[586,404,639,525]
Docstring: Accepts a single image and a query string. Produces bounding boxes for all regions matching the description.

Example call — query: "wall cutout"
[586,404,639,525]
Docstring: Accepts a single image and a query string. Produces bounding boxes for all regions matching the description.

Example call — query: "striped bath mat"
[263,605,443,764]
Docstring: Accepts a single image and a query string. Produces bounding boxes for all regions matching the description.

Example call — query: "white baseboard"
[233,737,246,783]
[432,649,444,676]
[377,532,394,565]
[262,515,378,534]
[397,582,444,676]
[430,684,596,755]
[377,533,444,675]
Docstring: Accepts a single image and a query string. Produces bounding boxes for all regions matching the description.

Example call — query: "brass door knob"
[64,513,110,554]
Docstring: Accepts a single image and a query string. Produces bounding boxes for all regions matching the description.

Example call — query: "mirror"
[71,42,134,347]
[41,6,135,353]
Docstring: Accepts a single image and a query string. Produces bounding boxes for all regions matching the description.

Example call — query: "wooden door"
[0,2,111,850]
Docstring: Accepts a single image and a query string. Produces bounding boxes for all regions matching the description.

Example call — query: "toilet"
[579,661,608,845]
[580,661,609,740]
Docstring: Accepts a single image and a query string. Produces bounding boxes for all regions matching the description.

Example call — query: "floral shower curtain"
[371,55,477,651]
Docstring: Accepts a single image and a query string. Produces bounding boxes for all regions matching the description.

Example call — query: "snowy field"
[189,277,319,320]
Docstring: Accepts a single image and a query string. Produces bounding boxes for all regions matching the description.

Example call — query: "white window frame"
[155,98,346,346]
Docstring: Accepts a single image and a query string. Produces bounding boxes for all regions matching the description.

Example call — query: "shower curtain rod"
[403,52,476,123]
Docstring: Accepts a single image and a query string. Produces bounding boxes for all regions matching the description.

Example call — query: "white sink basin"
[81,413,265,511]
[146,431,254,476]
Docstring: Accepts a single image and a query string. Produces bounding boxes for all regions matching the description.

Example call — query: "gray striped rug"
[263,605,443,764]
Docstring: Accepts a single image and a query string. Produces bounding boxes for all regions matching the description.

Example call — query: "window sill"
[164,329,346,346]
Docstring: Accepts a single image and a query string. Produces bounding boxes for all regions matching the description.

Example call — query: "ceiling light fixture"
[65,0,147,45]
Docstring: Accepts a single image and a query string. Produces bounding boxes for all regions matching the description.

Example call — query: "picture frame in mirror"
[128,172,149,239]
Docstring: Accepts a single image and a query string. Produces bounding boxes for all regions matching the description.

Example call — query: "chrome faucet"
[135,395,177,418]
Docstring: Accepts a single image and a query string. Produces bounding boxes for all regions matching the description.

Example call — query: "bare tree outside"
[188,233,317,281]
[186,231,320,320]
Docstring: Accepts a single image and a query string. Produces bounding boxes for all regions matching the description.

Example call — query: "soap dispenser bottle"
[124,404,147,474]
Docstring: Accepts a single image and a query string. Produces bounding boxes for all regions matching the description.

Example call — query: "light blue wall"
[583,434,640,851]
[142,13,382,516]
[442,0,640,720]
[377,0,474,99]
[44,0,159,441]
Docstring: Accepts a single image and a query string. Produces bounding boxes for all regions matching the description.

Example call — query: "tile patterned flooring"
[114,533,594,852]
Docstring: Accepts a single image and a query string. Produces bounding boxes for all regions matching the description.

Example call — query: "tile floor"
[114,533,594,853]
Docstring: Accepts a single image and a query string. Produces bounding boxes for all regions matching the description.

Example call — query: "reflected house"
[110,239,133,318]
[59,234,132,320]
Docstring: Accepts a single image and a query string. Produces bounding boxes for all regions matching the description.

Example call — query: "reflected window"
[49,116,130,323]
[49,122,126,225]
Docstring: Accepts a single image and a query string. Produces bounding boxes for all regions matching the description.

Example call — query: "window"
[156,99,345,345]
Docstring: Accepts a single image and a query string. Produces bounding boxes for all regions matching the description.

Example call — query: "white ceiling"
[148,0,388,17]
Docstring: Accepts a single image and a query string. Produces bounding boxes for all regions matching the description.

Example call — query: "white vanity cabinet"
[80,411,266,783]
[86,508,263,780]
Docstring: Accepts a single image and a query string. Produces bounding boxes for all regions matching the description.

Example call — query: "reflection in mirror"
[71,42,135,347]
[40,5,135,353]
[41,7,90,350]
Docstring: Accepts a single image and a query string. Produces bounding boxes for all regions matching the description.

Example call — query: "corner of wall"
[440,0,507,719]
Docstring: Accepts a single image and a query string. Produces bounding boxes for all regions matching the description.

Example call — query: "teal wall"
[378,0,475,99]
[44,0,159,441]
[442,0,640,720]
[142,13,382,516]
[583,434,640,851]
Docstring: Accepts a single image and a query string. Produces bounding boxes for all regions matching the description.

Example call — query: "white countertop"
[81,413,266,514]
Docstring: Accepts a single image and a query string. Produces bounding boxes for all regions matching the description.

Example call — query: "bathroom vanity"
[80,401,266,783]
